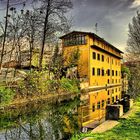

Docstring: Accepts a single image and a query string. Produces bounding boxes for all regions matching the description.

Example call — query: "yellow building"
[60,31,123,127]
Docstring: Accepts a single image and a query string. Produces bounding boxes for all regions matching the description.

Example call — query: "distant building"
[0,37,54,81]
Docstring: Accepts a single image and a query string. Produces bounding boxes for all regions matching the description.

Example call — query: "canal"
[0,96,81,140]
[0,86,123,140]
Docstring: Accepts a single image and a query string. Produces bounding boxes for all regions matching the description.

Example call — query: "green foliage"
[17,70,80,97]
[46,79,60,93]
[17,70,50,96]
[127,65,140,98]
[0,86,15,105]
[60,78,80,94]
[45,78,80,94]
[32,52,46,68]
[68,48,80,67]
[48,44,65,79]
[121,66,130,76]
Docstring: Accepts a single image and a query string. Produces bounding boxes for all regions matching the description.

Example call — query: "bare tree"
[34,0,73,71]
[0,0,10,71]
[127,11,140,60]
[0,0,73,83]
[126,11,140,98]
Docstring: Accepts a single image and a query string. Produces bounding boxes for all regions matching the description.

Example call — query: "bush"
[60,78,80,94]
[0,86,15,105]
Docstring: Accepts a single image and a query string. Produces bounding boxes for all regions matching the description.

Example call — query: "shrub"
[60,78,80,94]
[0,86,15,105]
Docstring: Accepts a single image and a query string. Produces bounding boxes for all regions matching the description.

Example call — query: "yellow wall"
[82,86,122,126]
[89,47,121,86]
[89,37,121,87]
[61,32,123,126]
[31,52,46,68]
[62,34,122,87]
[63,35,89,78]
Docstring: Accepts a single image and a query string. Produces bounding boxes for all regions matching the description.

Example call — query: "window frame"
[97,68,100,76]
[97,53,100,60]
[92,52,96,59]
[92,68,95,75]
[102,55,104,62]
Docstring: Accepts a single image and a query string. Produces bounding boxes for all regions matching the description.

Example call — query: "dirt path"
[91,120,119,133]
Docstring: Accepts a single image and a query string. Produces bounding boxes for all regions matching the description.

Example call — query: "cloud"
[133,0,140,7]
[69,0,140,51]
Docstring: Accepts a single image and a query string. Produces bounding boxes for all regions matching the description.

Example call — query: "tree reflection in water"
[4,120,62,140]
[0,96,80,140]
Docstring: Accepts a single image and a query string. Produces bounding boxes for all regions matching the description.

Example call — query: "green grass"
[71,98,140,140]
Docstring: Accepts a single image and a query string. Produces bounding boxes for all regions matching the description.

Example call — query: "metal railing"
[79,105,106,126]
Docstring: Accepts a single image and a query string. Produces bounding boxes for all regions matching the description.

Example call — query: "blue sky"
[0,0,140,52]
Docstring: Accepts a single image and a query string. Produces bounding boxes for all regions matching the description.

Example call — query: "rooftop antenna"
[95,23,98,34]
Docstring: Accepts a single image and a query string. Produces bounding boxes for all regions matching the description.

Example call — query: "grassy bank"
[71,97,140,140]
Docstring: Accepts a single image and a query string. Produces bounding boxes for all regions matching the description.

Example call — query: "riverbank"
[71,97,140,140]
[0,92,79,110]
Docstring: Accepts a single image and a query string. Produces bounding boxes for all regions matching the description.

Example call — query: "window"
[92,68,95,75]
[102,69,104,76]
[116,79,117,83]
[116,71,118,76]
[107,57,109,63]
[112,59,113,64]
[112,89,114,94]
[97,101,100,109]
[107,69,110,76]
[97,68,100,76]
[112,97,114,103]
[92,104,95,112]
[116,95,118,100]
[116,88,117,92]
[102,55,104,62]
[112,70,114,76]
[92,52,96,59]
[108,90,110,95]
[63,34,86,46]
[102,100,105,107]
[108,79,110,84]
[81,35,86,44]
[97,53,100,60]
[107,98,110,104]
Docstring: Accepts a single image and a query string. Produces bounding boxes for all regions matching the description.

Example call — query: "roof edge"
[60,31,123,54]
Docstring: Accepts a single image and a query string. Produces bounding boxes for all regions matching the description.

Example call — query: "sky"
[69,0,140,52]
[0,0,140,52]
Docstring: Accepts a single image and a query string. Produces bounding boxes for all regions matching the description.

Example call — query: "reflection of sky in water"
[0,120,63,140]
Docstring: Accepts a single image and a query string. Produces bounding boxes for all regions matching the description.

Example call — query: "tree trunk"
[0,0,10,70]
[39,0,51,71]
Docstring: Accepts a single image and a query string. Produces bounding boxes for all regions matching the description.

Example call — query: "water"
[0,88,123,139]
[0,97,81,140]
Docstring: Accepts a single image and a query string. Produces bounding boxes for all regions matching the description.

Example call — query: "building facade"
[60,31,123,127]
